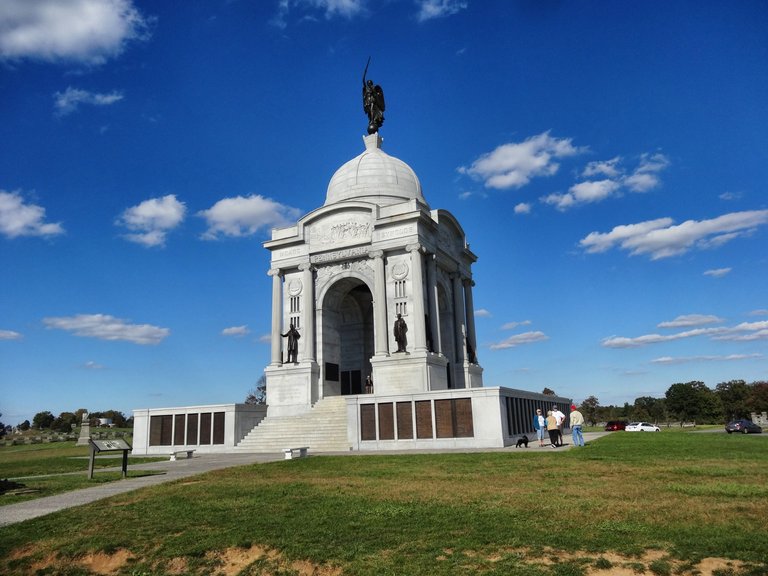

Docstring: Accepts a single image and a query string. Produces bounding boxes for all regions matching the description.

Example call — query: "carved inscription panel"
[308,211,372,250]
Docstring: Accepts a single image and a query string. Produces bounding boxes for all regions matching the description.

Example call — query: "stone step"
[236,396,350,452]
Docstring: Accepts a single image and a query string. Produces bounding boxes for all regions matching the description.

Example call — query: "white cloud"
[543,153,669,211]
[0,190,64,239]
[474,309,491,318]
[490,330,548,350]
[198,194,301,240]
[116,194,186,247]
[580,210,768,260]
[657,314,724,329]
[704,267,731,278]
[719,191,742,201]
[43,314,169,345]
[54,86,123,116]
[603,320,768,348]
[514,202,531,215]
[651,354,762,365]
[82,360,105,369]
[459,132,585,190]
[222,325,250,337]
[416,0,468,22]
[0,0,152,65]
[623,153,670,193]
[271,0,365,28]
[749,309,768,317]
[582,157,622,178]
[0,329,23,340]
[501,320,532,330]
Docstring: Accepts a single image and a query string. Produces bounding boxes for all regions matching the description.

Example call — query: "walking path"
[1,432,605,528]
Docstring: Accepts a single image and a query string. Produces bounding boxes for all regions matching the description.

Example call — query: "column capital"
[268,268,282,277]
[405,242,423,254]
[298,262,314,272]
[368,249,384,259]
[462,277,475,288]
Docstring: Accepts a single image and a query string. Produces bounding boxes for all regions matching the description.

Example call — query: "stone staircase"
[235,396,351,453]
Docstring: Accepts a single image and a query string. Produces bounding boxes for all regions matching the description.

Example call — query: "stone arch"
[318,274,375,397]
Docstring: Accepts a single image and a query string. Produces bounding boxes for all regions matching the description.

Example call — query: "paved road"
[1,433,605,528]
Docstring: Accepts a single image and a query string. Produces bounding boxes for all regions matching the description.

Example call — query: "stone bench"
[282,446,309,460]
[168,449,196,461]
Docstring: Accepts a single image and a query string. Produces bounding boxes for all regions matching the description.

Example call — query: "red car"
[604,420,627,431]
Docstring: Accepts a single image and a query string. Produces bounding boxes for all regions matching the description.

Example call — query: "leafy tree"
[90,410,128,427]
[542,387,556,396]
[0,413,5,437]
[666,381,721,425]
[32,410,55,430]
[18,420,31,431]
[747,381,768,414]
[580,396,600,426]
[245,374,267,405]
[52,411,77,432]
[716,380,751,420]
[633,396,666,423]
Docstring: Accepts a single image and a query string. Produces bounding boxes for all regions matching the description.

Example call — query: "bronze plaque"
[378,403,394,440]
[454,398,474,438]
[213,412,225,445]
[200,412,212,445]
[186,413,198,445]
[174,414,185,445]
[415,400,433,439]
[396,402,413,439]
[149,415,163,446]
[360,404,376,441]
[435,399,454,438]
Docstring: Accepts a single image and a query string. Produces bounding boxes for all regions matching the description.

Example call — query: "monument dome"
[325,133,426,207]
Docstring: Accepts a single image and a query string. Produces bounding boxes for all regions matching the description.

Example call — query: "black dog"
[515,435,529,448]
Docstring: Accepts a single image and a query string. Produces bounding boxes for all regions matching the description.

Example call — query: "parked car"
[725,419,763,434]
[604,420,627,431]
[625,422,661,432]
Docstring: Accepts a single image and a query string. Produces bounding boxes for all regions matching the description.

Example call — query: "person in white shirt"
[552,405,566,446]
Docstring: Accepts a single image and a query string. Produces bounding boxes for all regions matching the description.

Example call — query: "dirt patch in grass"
[6,543,758,575]
[438,547,755,576]
[79,549,135,575]
[207,544,342,576]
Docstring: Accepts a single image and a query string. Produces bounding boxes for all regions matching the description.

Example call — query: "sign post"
[88,438,132,480]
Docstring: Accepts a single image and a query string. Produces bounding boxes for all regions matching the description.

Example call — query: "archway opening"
[321,278,374,396]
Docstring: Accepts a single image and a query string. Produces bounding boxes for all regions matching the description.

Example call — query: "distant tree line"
[574,380,768,426]
[14,409,133,433]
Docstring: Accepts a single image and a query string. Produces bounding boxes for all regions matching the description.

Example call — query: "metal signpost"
[88,438,132,480]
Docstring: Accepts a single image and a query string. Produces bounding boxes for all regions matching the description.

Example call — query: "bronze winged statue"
[362,57,385,134]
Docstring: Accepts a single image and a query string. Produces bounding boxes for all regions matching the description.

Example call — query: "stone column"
[268,268,282,366]
[426,254,441,354]
[369,250,389,356]
[299,262,315,362]
[406,243,427,352]
[452,273,466,364]
[463,278,478,364]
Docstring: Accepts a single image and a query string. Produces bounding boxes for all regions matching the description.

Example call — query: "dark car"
[725,419,763,434]
[604,420,627,431]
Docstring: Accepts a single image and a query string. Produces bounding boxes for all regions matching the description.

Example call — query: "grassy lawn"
[0,441,168,506]
[1,431,767,576]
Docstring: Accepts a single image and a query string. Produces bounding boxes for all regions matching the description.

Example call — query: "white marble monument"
[263,133,483,418]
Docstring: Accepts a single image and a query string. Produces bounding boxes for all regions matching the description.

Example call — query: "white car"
[625,422,660,432]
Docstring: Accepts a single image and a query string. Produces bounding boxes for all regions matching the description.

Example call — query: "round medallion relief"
[288,279,303,296]
[391,262,409,280]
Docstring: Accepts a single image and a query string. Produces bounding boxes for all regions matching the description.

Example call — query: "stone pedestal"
[370,352,450,395]
[76,418,91,446]
[265,362,320,417]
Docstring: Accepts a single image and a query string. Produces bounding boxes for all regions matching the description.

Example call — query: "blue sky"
[1,0,767,425]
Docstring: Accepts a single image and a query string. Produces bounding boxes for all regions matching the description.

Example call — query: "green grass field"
[1,431,767,576]
[0,441,167,505]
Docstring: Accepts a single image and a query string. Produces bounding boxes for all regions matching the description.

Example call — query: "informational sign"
[88,438,132,479]
[91,438,131,452]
